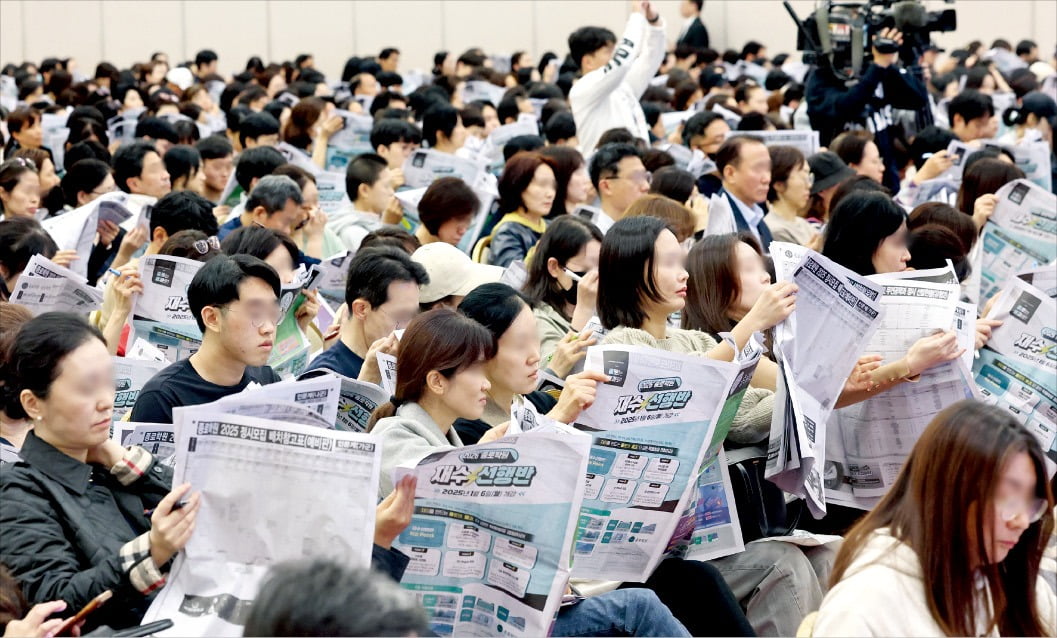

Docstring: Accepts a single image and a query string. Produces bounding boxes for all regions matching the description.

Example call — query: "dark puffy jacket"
[0,432,172,632]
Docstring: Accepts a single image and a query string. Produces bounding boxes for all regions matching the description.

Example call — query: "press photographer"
[798,0,955,190]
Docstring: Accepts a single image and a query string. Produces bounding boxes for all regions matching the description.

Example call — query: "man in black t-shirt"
[130,254,283,424]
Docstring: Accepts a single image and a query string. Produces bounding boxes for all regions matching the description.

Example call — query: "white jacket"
[569,12,666,154]
[813,528,1057,637]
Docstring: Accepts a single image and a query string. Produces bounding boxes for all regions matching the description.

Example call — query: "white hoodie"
[813,528,1057,637]
[569,12,666,154]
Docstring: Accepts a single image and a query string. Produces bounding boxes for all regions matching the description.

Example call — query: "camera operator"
[806,27,929,191]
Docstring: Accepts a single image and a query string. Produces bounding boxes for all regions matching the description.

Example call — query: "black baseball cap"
[808,151,856,195]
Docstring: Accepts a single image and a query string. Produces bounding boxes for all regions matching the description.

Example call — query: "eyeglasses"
[193,235,221,255]
[218,304,283,329]
[91,185,119,196]
[375,306,415,330]
[995,496,1050,524]
[605,170,652,186]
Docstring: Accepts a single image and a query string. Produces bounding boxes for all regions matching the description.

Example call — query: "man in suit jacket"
[716,135,775,252]
[677,0,709,50]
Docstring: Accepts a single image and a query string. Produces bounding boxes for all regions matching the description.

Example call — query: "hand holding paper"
[148,483,201,568]
[547,369,607,424]
[51,250,80,269]
[374,475,417,549]
[906,330,963,377]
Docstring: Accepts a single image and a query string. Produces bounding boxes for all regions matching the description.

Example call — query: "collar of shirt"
[726,190,765,234]
[17,430,93,494]
[680,16,695,37]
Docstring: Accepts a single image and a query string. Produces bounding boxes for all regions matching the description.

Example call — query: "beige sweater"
[602,326,774,445]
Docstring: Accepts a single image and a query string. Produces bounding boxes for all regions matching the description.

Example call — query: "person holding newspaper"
[596,217,834,636]
[0,313,200,632]
[456,283,757,637]
[822,191,965,388]
[304,246,427,383]
[367,308,694,637]
[453,283,606,443]
[129,255,283,424]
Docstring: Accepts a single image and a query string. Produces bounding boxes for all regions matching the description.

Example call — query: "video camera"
[786,0,956,80]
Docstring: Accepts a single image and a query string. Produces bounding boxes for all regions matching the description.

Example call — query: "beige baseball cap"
[412,242,504,304]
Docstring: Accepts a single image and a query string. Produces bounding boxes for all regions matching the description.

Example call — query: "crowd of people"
[1,0,1056,635]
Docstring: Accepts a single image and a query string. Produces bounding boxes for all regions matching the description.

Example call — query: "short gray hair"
[243,559,429,636]
[246,174,302,215]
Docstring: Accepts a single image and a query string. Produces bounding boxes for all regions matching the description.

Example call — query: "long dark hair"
[523,216,602,318]
[831,400,1053,637]
[367,309,494,429]
[822,191,907,276]
[597,216,670,330]
[539,146,585,217]
[683,233,763,335]
[956,158,1026,216]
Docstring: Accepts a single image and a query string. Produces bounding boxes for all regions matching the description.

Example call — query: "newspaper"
[983,140,1053,192]
[568,342,760,581]
[974,276,1057,469]
[825,275,977,509]
[107,109,145,146]
[314,171,353,214]
[499,260,528,291]
[1016,263,1057,298]
[313,250,353,305]
[392,431,591,637]
[705,192,737,237]
[297,370,389,432]
[267,266,324,379]
[217,374,342,427]
[724,130,820,158]
[40,112,70,174]
[990,179,1057,257]
[764,245,885,517]
[127,337,168,362]
[142,411,381,637]
[462,81,506,106]
[977,179,1057,304]
[130,255,205,363]
[324,111,374,172]
[484,120,540,169]
[936,139,972,182]
[275,142,320,175]
[378,351,398,396]
[122,422,176,466]
[39,199,98,279]
[10,254,103,316]
[402,149,484,190]
[111,356,166,424]
[660,110,695,137]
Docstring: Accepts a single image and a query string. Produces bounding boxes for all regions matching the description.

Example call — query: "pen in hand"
[144,500,187,517]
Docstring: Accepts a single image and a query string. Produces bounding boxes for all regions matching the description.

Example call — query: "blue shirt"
[304,339,365,379]
[217,216,243,241]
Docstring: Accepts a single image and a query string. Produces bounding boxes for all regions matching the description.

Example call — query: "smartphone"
[54,590,112,636]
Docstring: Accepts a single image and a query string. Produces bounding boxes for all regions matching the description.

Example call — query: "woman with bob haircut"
[813,400,1055,637]
[488,152,558,267]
